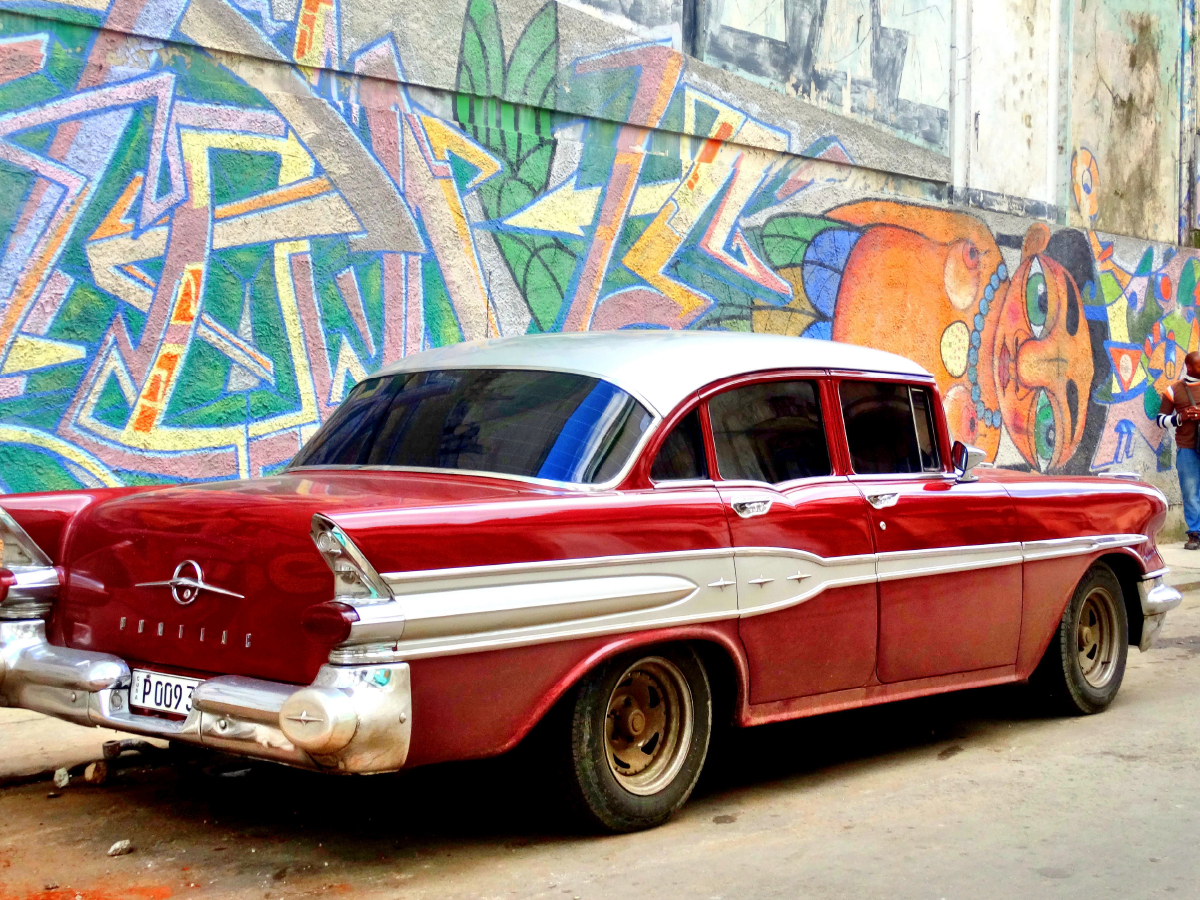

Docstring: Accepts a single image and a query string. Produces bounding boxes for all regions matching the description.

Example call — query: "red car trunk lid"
[54,471,546,684]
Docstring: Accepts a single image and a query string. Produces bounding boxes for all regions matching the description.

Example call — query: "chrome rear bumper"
[0,620,411,773]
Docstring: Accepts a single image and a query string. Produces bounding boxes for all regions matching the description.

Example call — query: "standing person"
[1157,350,1200,550]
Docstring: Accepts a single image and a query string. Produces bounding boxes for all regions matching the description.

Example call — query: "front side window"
[292,369,652,484]
[840,381,941,475]
[650,409,708,481]
[910,387,941,471]
[709,380,831,483]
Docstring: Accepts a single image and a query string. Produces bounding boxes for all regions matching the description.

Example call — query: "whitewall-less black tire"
[1036,562,1129,715]
[563,645,711,832]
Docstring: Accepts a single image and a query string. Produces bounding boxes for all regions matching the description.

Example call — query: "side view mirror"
[951,441,986,482]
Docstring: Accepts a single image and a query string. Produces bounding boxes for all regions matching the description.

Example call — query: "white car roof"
[374,330,931,417]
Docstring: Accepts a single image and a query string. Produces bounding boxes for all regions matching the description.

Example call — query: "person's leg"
[1177,448,1200,542]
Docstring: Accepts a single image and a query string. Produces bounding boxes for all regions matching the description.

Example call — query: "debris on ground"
[103,739,160,760]
[46,791,61,799]
[43,883,58,891]
[107,839,134,857]
[84,760,108,784]
[52,767,69,788]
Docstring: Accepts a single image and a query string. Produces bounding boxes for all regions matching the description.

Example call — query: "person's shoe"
[1186,532,1200,550]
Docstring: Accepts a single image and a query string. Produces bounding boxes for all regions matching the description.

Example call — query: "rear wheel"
[1036,562,1128,715]
[563,645,711,832]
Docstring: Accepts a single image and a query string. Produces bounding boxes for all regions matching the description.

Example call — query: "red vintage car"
[0,331,1182,831]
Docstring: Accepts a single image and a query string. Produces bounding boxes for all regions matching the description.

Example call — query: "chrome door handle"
[866,492,900,510]
[731,498,772,518]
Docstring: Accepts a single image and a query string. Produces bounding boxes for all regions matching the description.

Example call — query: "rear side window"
[292,369,652,484]
[650,409,708,481]
[840,381,941,475]
[708,380,831,483]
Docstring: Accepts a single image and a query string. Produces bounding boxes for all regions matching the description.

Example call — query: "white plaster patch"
[719,0,786,42]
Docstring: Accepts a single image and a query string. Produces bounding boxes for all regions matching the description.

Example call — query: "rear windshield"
[290,369,653,484]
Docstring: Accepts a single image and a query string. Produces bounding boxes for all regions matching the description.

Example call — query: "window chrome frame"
[907,384,943,473]
[696,368,840,488]
[647,402,712,487]
[836,376,949,479]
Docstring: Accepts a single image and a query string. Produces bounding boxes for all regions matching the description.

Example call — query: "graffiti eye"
[1033,389,1055,471]
[1025,258,1048,338]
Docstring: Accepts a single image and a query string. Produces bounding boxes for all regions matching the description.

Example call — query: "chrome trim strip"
[1020,534,1147,562]
[1140,566,1171,582]
[381,547,731,588]
[342,534,1159,663]
[878,542,1024,582]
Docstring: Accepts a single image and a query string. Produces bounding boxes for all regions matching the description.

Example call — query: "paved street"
[2,552,1199,900]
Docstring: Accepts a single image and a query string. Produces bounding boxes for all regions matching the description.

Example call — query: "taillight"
[301,601,360,644]
[0,507,57,620]
[309,514,391,602]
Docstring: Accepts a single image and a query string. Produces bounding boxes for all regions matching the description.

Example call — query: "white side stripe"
[331,534,1149,664]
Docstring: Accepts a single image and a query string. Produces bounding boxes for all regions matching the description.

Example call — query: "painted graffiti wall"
[0,0,1197,534]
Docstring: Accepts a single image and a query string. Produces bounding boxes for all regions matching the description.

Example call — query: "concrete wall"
[0,0,1197,535]
[1068,0,1183,245]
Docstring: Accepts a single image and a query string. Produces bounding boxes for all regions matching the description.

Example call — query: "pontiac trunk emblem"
[137,560,244,605]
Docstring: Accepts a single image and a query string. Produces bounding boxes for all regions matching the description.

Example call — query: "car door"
[837,376,1023,683]
[703,374,878,704]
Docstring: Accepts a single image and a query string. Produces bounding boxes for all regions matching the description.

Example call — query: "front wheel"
[1035,562,1128,715]
[563,645,711,832]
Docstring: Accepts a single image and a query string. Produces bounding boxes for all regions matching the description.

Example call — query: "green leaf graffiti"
[453,0,568,324]
[759,215,839,270]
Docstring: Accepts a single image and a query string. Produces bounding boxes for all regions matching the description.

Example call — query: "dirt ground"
[2,594,1199,900]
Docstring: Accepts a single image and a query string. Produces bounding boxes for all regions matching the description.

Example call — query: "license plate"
[130,669,201,716]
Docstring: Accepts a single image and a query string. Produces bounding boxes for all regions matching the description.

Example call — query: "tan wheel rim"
[604,656,694,796]
[1077,587,1119,689]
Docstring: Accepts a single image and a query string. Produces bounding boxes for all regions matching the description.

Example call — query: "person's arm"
[1157,391,1180,429]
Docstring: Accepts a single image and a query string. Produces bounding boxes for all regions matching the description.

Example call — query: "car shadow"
[695,680,1057,799]
[136,679,1060,857]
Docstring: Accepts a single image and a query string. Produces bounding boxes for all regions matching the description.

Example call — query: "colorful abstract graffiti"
[0,0,1195,493]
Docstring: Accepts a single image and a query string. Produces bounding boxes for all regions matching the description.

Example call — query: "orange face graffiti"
[983,224,1092,471]
[827,206,1093,472]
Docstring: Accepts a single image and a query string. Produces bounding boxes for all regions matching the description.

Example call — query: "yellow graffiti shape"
[419,115,502,188]
[504,177,602,237]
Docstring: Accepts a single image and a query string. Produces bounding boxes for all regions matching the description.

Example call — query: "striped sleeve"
[1157,390,1177,430]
